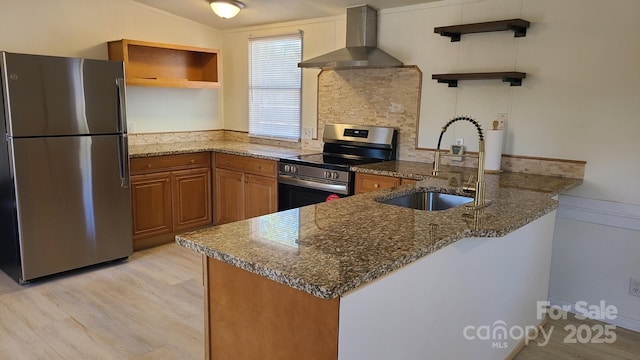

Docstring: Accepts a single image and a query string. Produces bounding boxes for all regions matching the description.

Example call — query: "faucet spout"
[432,116,491,210]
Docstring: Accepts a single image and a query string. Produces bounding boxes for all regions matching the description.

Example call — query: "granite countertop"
[177,170,581,299]
[352,160,583,195]
[129,142,581,195]
[149,141,582,299]
[129,140,316,160]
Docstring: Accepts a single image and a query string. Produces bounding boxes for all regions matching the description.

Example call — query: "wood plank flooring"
[1,243,638,359]
[515,313,640,359]
[0,243,203,359]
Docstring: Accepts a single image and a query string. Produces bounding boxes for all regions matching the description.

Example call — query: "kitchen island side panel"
[338,211,556,360]
[205,258,339,360]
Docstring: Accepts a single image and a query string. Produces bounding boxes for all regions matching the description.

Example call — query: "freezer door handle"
[118,135,130,189]
[116,78,127,133]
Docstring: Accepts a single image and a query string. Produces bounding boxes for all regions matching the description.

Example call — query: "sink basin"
[377,190,473,211]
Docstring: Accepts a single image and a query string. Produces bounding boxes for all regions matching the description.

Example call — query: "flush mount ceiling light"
[209,0,245,19]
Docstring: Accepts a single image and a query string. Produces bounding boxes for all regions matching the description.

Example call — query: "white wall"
[382,0,640,206]
[221,16,345,133]
[0,0,223,133]
[550,196,640,331]
[339,211,557,359]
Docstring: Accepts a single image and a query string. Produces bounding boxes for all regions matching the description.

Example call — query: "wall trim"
[548,297,640,333]
[557,195,640,231]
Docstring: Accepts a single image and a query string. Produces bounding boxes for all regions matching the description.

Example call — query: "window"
[248,33,302,141]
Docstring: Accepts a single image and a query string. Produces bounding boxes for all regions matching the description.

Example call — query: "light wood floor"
[515,313,640,360]
[2,244,639,359]
[0,243,203,359]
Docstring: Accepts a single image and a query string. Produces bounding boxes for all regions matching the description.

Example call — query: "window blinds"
[248,33,302,141]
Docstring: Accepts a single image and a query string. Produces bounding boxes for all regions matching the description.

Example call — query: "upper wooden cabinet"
[107,39,220,89]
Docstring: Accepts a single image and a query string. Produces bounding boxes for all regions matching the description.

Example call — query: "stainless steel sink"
[377,190,473,211]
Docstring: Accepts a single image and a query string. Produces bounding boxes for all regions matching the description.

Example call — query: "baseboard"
[504,318,547,360]
[548,297,640,333]
[557,195,640,231]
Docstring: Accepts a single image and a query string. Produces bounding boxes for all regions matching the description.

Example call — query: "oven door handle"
[278,175,350,195]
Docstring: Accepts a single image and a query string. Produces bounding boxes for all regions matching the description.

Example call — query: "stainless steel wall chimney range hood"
[298,5,403,70]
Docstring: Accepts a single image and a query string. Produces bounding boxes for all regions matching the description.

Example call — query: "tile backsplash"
[306,66,423,160]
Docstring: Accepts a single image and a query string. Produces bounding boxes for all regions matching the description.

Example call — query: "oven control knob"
[323,171,330,179]
[332,172,339,179]
[284,165,291,172]
[292,166,298,173]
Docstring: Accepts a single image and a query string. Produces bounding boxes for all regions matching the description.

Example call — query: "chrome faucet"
[432,116,491,210]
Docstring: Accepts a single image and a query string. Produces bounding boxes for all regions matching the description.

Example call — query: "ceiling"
[133,0,442,30]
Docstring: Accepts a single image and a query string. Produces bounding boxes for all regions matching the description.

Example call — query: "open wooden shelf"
[432,72,526,87]
[434,19,530,42]
[107,39,220,89]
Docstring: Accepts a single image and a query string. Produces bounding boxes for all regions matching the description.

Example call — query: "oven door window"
[278,183,346,211]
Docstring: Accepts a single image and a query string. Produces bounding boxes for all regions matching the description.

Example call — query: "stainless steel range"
[278,123,397,210]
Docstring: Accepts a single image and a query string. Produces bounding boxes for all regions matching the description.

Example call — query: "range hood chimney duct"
[298,5,404,69]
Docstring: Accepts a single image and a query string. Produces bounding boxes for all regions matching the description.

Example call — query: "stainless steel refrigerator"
[0,52,132,284]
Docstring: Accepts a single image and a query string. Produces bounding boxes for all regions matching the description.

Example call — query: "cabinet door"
[214,168,245,225]
[354,173,401,194]
[244,174,278,219]
[130,172,173,240]
[173,168,212,231]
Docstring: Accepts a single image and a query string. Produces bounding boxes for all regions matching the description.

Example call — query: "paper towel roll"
[484,129,504,172]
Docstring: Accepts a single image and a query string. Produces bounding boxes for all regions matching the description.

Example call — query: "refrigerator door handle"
[116,78,129,189]
[116,78,127,133]
[118,134,130,189]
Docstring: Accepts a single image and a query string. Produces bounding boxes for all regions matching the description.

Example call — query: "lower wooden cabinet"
[214,153,278,225]
[244,174,278,220]
[173,168,212,231]
[130,153,212,250]
[214,168,245,225]
[131,172,173,239]
[355,173,417,194]
[401,178,417,185]
[355,173,401,194]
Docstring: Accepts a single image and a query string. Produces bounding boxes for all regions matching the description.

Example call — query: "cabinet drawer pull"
[146,164,152,168]
[190,159,196,164]
[373,183,379,188]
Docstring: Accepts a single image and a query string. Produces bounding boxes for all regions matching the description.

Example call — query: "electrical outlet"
[456,138,464,146]
[630,277,640,297]
[497,113,508,130]
[302,127,314,139]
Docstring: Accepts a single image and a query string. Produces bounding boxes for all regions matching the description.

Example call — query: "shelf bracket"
[502,76,523,86]
[442,32,461,42]
[436,79,459,87]
[508,24,528,38]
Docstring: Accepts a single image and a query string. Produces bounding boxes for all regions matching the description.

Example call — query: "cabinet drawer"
[401,178,418,185]
[215,153,277,178]
[355,173,401,194]
[131,152,211,175]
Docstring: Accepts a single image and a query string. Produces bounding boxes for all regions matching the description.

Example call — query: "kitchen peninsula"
[175,153,582,360]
